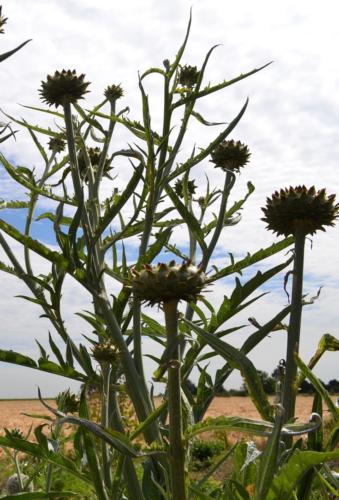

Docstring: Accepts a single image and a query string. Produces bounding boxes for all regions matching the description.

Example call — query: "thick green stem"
[163,300,187,500]
[200,171,235,270]
[101,362,112,490]
[96,292,161,444]
[109,391,144,500]
[283,227,305,424]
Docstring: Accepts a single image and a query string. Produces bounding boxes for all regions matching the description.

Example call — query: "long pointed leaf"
[267,449,339,500]
[185,319,273,420]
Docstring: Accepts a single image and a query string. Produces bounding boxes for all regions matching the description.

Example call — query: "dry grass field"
[0,395,336,436]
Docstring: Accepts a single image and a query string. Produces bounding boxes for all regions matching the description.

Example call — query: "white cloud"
[0,0,338,397]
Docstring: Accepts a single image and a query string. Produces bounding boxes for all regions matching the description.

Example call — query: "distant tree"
[326,379,339,394]
[299,380,314,394]
[242,370,276,395]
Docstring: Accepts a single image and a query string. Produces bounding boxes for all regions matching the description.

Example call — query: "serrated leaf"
[295,353,339,422]
[0,349,37,368]
[267,449,339,500]
[185,319,272,421]
[0,435,91,484]
[166,183,207,254]
[0,218,71,271]
[208,237,294,283]
[0,200,30,210]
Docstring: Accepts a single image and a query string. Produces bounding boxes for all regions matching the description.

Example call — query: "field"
[0,394,336,437]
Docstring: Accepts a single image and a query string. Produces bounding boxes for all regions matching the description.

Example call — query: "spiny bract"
[56,389,80,414]
[39,69,90,108]
[178,65,200,88]
[210,139,250,172]
[48,135,66,153]
[104,84,124,102]
[130,261,206,305]
[92,340,119,364]
[174,178,197,198]
[78,146,112,181]
[261,185,339,236]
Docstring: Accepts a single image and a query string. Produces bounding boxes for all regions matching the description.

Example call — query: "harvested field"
[0,395,336,435]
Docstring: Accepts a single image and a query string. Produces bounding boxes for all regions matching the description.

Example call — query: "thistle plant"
[262,186,339,425]
[0,12,338,499]
[131,261,206,498]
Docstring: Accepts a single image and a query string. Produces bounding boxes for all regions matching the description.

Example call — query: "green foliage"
[0,8,338,499]
[191,439,225,465]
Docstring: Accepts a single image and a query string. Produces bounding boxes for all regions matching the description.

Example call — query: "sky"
[0,0,338,398]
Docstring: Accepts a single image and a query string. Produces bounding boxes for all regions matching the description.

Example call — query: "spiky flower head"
[39,70,90,108]
[262,186,339,237]
[5,427,24,440]
[210,140,250,172]
[56,389,80,414]
[78,146,112,181]
[0,6,8,34]
[104,84,123,102]
[130,260,206,305]
[92,341,119,364]
[179,65,200,88]
[48,135,66,153]
[6,474,33,494]
[174,178,197,198]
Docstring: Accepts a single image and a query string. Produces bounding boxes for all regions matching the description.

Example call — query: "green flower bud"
[210,140,250,173]
[39,69,90,108]
[130,261,206,305]
[262,186,339,237]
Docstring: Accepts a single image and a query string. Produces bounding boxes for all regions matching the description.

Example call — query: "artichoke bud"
[130,260,206,305]
[78,146,112,181]
[104,84,124,102]
[92,341,120,364]
[39,69,90,108]
[178,65,200,88]
[174,178,197,198]
[163,59,170,71]
[262,185,339,237]
[48,135,66,153]
[56,389,80,414]
[210,139,250,172]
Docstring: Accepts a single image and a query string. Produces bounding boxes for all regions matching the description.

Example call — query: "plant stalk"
[283,226,306,424]
[101,361,112,490]
[109,390,144,500]
[163,299,187,500]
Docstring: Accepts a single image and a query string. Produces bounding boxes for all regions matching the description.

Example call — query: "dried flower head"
[262,186,339,236]
[92,341,119,364]
[104,84,124,102]
[130,260,206,305]
[39,70,90,108]
[48,135,66,153]
[174,178,197,198]
[210,140,250,173]
[0,6,8,34]
[178,65,200,88]
[56,389,80,414]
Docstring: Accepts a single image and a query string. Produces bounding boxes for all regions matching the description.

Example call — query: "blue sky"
[0,0,338,397]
